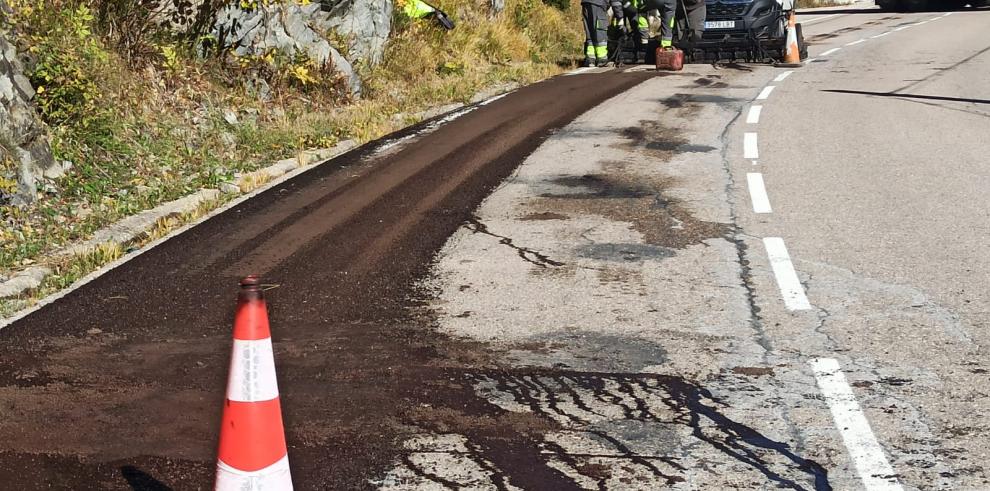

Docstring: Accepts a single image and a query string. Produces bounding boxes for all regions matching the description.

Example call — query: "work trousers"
[642,0,707,45]
[582,4,609,60]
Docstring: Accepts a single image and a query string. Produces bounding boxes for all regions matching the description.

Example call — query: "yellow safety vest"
[398,0,436,19]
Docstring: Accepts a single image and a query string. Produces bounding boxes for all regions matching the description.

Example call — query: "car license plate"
[705,21,736,29]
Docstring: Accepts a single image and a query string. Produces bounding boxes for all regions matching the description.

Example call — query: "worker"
[398,0,455,30]
[680,0,706,43]
[624,0,651,62]
[581,0,624,67]
[648,0,677,49]
[640,0,705,49]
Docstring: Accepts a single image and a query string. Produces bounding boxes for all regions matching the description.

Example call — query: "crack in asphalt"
[714,102,773,355]
[464,216,565,268]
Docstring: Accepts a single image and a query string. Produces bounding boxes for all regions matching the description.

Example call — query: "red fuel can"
[656,47,684,71]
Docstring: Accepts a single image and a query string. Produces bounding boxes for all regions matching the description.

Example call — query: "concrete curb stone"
[0,139,358,299]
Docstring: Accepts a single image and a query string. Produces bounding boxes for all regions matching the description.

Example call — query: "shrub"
[8,1,109,128]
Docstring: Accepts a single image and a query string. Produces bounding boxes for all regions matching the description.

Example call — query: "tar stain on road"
[454,369,833,490]
[623,123,718,154]
[662,93,742,111]
[533,162,729,251]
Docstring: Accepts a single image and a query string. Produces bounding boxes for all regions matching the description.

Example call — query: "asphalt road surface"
[1,3,988,489]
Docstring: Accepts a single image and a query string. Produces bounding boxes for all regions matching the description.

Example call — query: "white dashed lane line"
[763,238,812,311]
[747,173,773,214]
[744,132,759,159]
[752,13,960,485]
[808,11,954,64]
[773,70,794,82]
[746,105,762,124]
[811,358,905,491]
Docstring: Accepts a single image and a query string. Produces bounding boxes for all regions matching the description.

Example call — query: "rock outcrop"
[213,2,364,96]
[149,0,395,97]
[319,0,393,66]
[0,29,55,206]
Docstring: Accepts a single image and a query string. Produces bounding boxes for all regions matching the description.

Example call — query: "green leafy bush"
[10,2,109,128]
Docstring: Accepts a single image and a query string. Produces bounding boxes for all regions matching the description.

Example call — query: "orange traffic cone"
[776,11,803,68]
[216,276,293,490]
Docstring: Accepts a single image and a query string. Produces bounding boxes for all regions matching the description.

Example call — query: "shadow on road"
[822,88,990,105]
[121,466,172,491]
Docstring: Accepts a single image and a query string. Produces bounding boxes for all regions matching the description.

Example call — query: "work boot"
[595,58,609,68]
[581,57,594,67]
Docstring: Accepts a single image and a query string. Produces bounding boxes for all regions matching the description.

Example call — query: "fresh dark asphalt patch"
[0,71,651,489]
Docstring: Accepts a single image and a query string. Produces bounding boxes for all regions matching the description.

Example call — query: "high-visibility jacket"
[399,0,437,19]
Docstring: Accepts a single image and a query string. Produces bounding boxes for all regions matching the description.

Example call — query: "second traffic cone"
[776,11,803,68]
[216,276,293,491]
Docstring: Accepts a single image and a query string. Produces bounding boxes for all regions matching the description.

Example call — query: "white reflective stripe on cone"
[227,338,280,403]
[217,455,293,491]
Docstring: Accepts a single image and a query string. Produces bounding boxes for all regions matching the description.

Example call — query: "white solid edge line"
[746,173,773,214]
[871,32,891,39]
[478,92,512,106]
[928,16,941,21]
[756,86,775,100]
[763,237,811,310]
[774,70,794,82]
[227,338,280,403]
[820,47,841,57]
[803,57,819,64]
[565,67,597,76]
[744,132,759,159]
[894,25,911,31]
[845,39,867,46]
[377,106,477,154]
[810,358,904,491]
[799,13,842,24]
[943,11,953,16]
[746,105,763,124]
